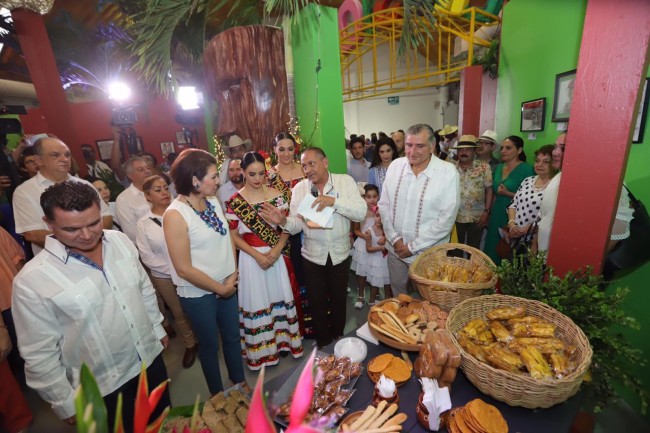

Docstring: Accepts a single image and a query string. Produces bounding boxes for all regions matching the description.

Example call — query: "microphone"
[311,185,319,198]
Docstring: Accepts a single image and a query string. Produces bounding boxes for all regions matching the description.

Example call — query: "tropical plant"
[472,39,499,78]
[128,0,262,96]
[75,363,172,433]
[495,251,648,414]
[128,0,442,96]
[75,349,328,433]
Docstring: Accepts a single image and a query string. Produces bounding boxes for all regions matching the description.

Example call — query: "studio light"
[108,81,131,102]
[177,86,201,110]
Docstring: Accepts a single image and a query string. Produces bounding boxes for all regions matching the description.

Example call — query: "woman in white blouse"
[136,175,197,368]
[163,149,247,395]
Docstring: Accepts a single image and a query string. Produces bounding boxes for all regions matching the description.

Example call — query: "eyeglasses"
[24,159,38,165]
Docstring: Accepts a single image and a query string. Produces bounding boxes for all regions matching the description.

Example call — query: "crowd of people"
[0,124,633,432]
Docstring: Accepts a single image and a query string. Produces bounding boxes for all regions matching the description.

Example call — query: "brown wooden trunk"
[203,25,290,152]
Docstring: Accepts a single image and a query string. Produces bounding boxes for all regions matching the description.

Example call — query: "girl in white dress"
[351,184,392,308]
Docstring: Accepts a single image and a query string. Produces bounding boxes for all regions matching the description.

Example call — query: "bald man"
[12,137,112,255]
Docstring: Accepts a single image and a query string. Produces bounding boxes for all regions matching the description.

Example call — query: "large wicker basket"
[447,295,592,409]
[409,243,497,311]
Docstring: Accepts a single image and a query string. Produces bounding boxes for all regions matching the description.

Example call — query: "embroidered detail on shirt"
[392,164,408,224]
[415,177,430,239]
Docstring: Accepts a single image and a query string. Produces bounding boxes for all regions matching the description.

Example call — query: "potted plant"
[494,252,648,416]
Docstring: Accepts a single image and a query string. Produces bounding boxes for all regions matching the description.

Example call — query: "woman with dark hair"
[226,152,303,370]
[136,175,197,369]
[368,136,398,195]
[267,132,304,200]
[484,135,534,263]
[506,145,557,243]
[266,132,312,337]
[163,149,247,394]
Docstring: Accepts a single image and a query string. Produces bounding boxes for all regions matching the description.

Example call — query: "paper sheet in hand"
[297,194,334,228]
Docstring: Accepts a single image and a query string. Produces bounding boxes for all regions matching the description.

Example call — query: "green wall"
[291,4,346,173]
[498,0,650,420]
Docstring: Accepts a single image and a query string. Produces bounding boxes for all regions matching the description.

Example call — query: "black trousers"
[104,353,170,433]
[302,255,350,347]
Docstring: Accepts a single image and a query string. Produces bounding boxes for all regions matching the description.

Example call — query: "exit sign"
[387,96,400,105]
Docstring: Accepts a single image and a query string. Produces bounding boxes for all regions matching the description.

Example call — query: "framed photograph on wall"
[95,139,114,161]
[520,97,546,132]
[632,78,649,143]
[176,131,188,144]
[552,69,576,122]
[160,141,175,156]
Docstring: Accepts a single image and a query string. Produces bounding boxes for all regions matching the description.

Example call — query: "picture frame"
[520,97,546,132]
[632,78,649,143]
[160,141,175,156]
[176,131,188,144]
[95,139,114,161]
[552,69,576,122]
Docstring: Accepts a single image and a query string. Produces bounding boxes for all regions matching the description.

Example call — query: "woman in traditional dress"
[226,151,303,370]
[266,132,313,337]
[163,149,247,394]
[484,135,535,264]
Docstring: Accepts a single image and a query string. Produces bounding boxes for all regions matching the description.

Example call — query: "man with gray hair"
[378,124,460,295]
[115,156,152,242]
[13,137,112,255]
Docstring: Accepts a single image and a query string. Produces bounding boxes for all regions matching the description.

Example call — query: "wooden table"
[266,330,583,432]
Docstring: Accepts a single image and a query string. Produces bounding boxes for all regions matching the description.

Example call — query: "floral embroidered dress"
[266,167,315,337]
[226,193,303,370]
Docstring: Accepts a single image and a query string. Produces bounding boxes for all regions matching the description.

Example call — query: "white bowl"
[334,337,367,363]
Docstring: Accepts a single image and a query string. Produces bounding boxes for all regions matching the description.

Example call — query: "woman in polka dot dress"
[506,145,557,242]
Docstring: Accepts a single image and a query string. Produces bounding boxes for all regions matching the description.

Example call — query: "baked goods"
[369,298,449,350]
[414,329,461,387]
[367,353,413,385]
[422,263,493,284]
[446,399,508,433]
[457,307,577,379]
[162,387,249,433]
[277,354,361,425]
[340,402,407,432]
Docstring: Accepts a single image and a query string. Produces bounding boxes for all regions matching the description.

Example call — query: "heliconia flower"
[133,363,170,433]
[245,367,276,433]
[288,350,317,427]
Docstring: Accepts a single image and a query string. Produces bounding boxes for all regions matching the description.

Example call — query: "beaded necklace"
[185,198,227,236]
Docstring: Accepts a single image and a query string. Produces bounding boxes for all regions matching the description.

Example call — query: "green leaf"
[76,364,109,433]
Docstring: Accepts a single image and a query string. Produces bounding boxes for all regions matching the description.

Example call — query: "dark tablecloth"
[266,330,583,432]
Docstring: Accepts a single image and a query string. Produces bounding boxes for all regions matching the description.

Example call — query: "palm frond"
[264,0,311,24]
[398,0,437,59]
[128,0,205,95]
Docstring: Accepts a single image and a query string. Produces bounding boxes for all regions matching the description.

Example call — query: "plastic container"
[334,337,368,363]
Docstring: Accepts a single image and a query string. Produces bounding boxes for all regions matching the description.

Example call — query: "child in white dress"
[351,185,392,308]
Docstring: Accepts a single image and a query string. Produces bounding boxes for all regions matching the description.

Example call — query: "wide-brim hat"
[443,125,459,137]
[478,130,498,144]
[226,134,253,154]
[453,134,479,148]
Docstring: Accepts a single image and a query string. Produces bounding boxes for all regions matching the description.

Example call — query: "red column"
[547,0,650,276]
[458,65,483,135]
[11,8,86,176]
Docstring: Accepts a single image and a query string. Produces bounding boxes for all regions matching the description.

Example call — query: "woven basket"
[447,295,592,409]
[409,243,497,311]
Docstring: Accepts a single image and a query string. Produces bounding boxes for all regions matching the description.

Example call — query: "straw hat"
[453,134,479,148]
[478,130,498,144]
